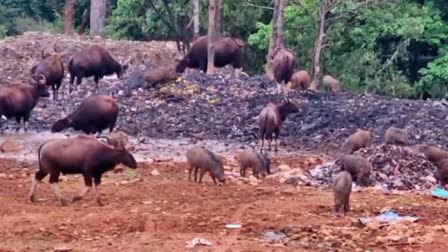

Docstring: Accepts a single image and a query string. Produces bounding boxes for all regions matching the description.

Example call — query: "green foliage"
[2,0,448,99]
[248,0,448,99]
[106,0,148,40]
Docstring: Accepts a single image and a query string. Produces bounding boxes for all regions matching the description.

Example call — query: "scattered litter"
[262,230,287,244]
[150,169,160,176]
[185,238,213,248]
[225,223,242,229]
[359,210,419,226]
[431,186,448,200]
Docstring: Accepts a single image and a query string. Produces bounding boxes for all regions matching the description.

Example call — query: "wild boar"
[434,159,448,188]
[186,146,225,185]
[412,144,448,164]
[175,36,244,76]
[384,127,409,146]
[258,100,299,152]
[30,45,64,100]
[51,95,118,137]
[68,45,130,93]
[291,70,310,91]
[0,79,50,132]
[323,75,340,94]
[144,68,177,89]
[333,171,352,216]
[272,47,295,97]
[235,149,270,179]
[28,135,137,206]
[340,154,372,186]
[342,129,371,154]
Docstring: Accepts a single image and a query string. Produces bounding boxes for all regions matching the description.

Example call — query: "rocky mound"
[0,32,447,155]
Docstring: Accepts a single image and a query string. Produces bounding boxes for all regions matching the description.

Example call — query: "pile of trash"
[306,144,437,191]
[0,32,448,154]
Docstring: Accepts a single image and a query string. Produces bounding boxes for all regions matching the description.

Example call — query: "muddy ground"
[1,156,448,252]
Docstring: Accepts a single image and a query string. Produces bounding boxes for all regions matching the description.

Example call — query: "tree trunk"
[193,0,200,40]
[78,0,91,34]
[265,0,281,80]
[206,0,220,75]
[63,0,76,34]
[90,0,107,37]
[216,0,223,37]
[276,0,285,47]
[310,3,327,91]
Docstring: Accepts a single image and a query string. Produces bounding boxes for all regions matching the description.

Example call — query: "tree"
[310,0,377,91]
[90,0,106,36]
[265,0,285,79]
[64,0,76,34]
[193,0,200,40]
[207,0,222,75]
[79,0,91,34]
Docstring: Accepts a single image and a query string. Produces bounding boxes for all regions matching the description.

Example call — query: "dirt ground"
[0,156,448,252]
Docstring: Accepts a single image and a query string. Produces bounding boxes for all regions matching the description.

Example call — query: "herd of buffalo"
[0,35,445,215]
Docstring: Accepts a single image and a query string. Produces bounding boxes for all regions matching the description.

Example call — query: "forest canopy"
[1,0,448,99]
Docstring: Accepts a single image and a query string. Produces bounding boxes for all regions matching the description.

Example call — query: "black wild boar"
[333,171,352,217]
[28,135,137,206]
[342,129,371,154]
[175,36,244,76]
[291,70,310,91]
[340,154,372,186]
[186,146,225,185]
[68,45,130,93]
[272,47,295,97]
[30,45,65,100]
[258,100,299,152]
[0,79,50,132]
[384,127,409,146]
[51,95,118,137]
[235,149,270,179]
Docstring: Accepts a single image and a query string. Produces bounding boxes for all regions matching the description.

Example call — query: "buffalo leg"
[94,75,100,89]
[267,135,272,151]
[15,117,22,132]
[94,176,103,206]
[211,175,217,185]
[276,82,282,95]
[73,174,93,202]
[259,136,265,153]
[55,79,62,100]
[52,84,57,101]
[109,120,116,133]
[23,113,31,132]
[69,75,75,94]
[49,171,68,206]
[75,74,83,92]
[274,129,280,152]
[28,170,48,202]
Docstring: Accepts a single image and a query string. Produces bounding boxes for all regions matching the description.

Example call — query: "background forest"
[1,0,448,99]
